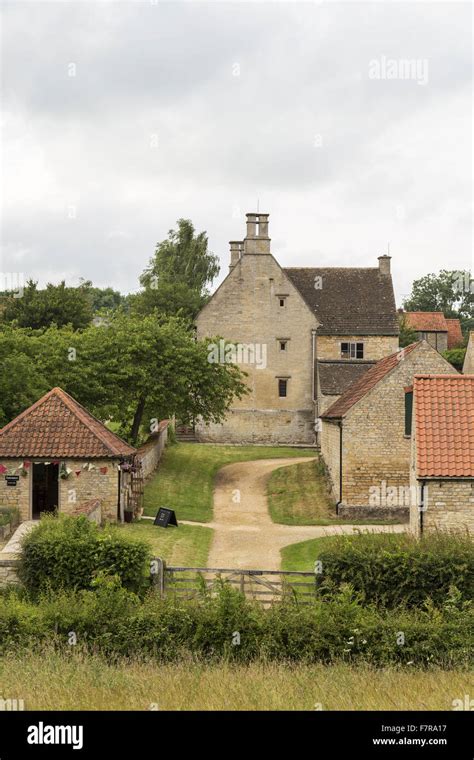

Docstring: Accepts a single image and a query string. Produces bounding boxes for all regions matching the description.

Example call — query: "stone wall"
[322,342,457,517]
[196,253,319,444]
[463,332,474,374]
[317,335,399,361]
[415,331,448,353]
[0,459,120,522]
[136,421,169,479]
[321,420,341,501]
[410,479,474,536]
[0,559,20,588]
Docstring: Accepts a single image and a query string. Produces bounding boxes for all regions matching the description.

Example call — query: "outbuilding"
[0,387,137,523]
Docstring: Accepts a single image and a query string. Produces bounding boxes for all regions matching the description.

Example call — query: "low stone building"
[0,387,137,523]
[462,331,474,374]
[402,311,463,352]
[409,374,474,535]
[320,341,457,521]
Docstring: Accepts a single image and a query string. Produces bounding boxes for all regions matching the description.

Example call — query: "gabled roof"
[284,267,399,336]
[404,312,447,332]
[318,360,376,396]
[414,374,474,477]
[445,318,463,349]
[0,388,136,459]
[321,343,420,419]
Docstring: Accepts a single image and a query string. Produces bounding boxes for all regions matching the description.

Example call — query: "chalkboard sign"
[5,475,19,487]
[153,507,178,528]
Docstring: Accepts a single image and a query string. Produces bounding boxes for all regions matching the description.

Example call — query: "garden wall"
[136,421,169,479]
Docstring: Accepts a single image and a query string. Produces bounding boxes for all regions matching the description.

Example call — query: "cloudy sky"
[1,0,472,304]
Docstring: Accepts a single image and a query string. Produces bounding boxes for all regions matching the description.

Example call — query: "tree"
[442,348,466,372]
[403,270,474,334]
[398,313,418,348]
[1,280,93,330]
[0,315,248,444]
[78,280,126,313]
[134,219,220,321]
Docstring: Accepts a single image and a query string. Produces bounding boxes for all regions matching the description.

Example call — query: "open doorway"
[32,463,59,519]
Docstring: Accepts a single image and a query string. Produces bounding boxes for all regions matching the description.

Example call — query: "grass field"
[280,533,405,571]
[0,650,469,710]
[143,442,316,522]
[117,521,213,566]
[268,459,398,526]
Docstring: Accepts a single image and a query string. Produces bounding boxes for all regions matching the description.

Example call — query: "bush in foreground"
[314,532,474,608]
[18,515,152,594]
[0,580,471,668]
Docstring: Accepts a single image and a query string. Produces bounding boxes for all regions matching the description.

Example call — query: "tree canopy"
[0,280,93,330]
[402,270,474,334]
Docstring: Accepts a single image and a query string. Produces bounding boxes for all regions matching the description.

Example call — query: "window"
[279,298,286,307]
[404,390,413,436]
[279,340,287,351]
[341,342,364,359]
[278,379,288,397]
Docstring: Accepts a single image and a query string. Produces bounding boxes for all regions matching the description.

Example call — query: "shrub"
[18,515,152,594]
[314,532,474,608]
[0,582,471,668]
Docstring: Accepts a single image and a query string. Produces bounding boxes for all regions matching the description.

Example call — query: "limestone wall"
[317,335,399,361]
[196,253,318,444]
[322,342,457,516]
[0,559,20,588]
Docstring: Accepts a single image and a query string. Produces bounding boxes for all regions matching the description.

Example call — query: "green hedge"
[314,533,474,607]
[18,515,152,594]
[0,579,471,668]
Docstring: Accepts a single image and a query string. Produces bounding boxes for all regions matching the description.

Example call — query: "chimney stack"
[378,254,391,276]
[229,241,243,270]
[243,213,270,254]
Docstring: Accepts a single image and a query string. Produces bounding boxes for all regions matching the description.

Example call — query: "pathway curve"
[196,458,406,570]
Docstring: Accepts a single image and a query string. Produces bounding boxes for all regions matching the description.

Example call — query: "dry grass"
[0,651,471,711]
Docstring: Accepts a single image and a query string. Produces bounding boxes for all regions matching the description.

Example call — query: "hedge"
[0,579,471,668]
[18,515,152,594]
[314,532,474,607]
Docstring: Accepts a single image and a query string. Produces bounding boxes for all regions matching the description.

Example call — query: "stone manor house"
[196,212,399,444]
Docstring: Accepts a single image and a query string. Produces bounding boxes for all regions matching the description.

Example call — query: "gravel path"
[200,458,406,570]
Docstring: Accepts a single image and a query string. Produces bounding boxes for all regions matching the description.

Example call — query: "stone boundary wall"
[136,421,170,480]
[337,505,409,522]
[0,559,20,588]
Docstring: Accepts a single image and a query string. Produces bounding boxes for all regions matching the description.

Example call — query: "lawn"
[143,442,315,522]
[281,533,404,571]
[0,650,468,710]
[116,520,213,567]
[268,459,399,526]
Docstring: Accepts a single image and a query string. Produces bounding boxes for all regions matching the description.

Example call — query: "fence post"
[150,557,166,598]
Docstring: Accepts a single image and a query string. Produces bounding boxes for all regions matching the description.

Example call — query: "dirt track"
[196,458,405,570]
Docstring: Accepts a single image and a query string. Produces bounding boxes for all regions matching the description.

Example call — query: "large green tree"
[0,315,247,443]
[1,280,93,330]
[133,219,220,320]
[403,270,473,335]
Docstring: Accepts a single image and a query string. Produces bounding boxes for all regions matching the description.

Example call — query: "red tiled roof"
[414,374,474,478]
[321,343,420,419]
[0,388,136,459]
[404,312,447,332]
[445,318,463,349]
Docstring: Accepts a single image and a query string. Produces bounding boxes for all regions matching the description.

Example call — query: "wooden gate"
[151,561,316,604]
[128,460,144,515]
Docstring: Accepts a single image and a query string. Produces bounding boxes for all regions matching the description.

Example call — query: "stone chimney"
[378,254,391,276]
[229,241,243,270]
[243,213,271,254]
